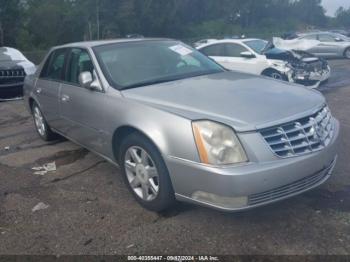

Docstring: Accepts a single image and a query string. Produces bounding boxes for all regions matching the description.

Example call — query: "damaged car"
[24,39,339,212]
[196,38,330,88]
[0,47,36,101]
[275,32,350,59]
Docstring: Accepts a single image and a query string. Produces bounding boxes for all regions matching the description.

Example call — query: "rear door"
[59,47,108,154]
[300,34,321,55]
[35,48,68,128]
[316,34,339,57]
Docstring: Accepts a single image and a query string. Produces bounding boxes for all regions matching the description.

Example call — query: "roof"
[204,38,261,43]
[196,38,264,47]
[56,38,173,49]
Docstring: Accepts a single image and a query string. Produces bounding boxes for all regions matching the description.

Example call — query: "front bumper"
[0,82,24,100]
[165,119,339,212]
[293,66,331,89]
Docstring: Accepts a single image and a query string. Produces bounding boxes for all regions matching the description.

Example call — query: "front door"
[219,43,264,75]
[59,48,108,154]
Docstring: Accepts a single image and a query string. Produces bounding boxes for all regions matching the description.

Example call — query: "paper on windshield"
[273,37,320,51]
[169,44,193,56]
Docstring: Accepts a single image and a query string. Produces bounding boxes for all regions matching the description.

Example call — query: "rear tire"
[344,48,350,59]
[31,102,57,141]
[119,132,175,212]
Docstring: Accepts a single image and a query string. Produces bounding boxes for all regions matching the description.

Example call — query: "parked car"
[329,29,350,37]
[281,31,299,40]
[193,39,217,48]
[126,34,144,39]
[196,38,330,88]
[24,39,339,212]
[293,32,350,59]
[0,47,36,100]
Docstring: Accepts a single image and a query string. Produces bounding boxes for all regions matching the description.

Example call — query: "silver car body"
[24,39,339,212]
[297,32,350,58]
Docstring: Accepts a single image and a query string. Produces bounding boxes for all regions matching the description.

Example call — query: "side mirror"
[78,71,103,92]
[335,37,343,42]
[240,51,255,59]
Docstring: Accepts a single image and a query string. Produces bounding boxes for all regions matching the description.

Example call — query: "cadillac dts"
[24,39,339,212]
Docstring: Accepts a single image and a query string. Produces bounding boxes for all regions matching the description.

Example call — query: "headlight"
[192,121,248,165]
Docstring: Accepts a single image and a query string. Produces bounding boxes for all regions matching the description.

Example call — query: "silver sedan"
[298,32,350,59]
[24,39,339,212]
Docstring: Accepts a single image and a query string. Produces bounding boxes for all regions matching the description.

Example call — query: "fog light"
[192,191,248,209]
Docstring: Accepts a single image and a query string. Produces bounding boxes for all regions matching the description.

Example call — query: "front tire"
[119,133,175,212]
[32,102,57,141]
[262,69,287,81]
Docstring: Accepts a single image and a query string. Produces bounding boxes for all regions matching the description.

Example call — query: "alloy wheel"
[345,49,350,59]
[124,146,160,201]
[271,72,283,80]
[33,106,46,137]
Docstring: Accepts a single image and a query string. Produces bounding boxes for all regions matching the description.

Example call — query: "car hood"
[121,71,325,132]
[0,60,36,75]
[264,48,319,63]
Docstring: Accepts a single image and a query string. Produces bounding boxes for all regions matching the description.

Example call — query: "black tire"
[31,102,58,141]
[119,132,175,212]
[344,48,350,59]
[262,69,288,81]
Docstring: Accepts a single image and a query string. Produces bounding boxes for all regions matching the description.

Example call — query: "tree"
[0,0,22,46]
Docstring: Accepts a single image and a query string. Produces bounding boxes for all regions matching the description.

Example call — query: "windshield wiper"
[121,70,221,90]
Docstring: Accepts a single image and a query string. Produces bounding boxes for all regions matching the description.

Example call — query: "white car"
[0,47,36,100]
[193,39,218,48]
[196,38,331,88]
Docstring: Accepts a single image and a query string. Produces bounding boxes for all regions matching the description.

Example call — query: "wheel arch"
[112,125,163,164]
[261,67,282,76]
[344,46,350,58]
[261,67,289,81]
[28,97,35,110]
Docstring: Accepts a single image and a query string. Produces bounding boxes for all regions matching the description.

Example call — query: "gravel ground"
[0,59,350,255]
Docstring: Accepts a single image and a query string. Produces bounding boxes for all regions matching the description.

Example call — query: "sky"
[322,0,350,16]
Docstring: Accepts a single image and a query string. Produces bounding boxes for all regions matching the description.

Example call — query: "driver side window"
[200,44,225,57]
[318,34,336,42]
[224,43,248,57]
[66,48,94,85]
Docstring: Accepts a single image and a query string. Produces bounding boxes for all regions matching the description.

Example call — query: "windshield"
[93,40,224,89]
[244,40,268,54]
[332,33,349,41]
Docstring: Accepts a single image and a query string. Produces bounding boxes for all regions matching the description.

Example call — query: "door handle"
[61,94,70,102]
[35,88,42,94]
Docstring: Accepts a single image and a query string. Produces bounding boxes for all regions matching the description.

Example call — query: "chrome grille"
[260,107,334,158]
[0,69,26,79]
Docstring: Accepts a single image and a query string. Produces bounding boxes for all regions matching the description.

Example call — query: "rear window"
[40,49,68,81]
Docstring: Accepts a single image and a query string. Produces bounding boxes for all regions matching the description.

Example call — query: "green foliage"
[0,0,349,51]
[334,7,350,28]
